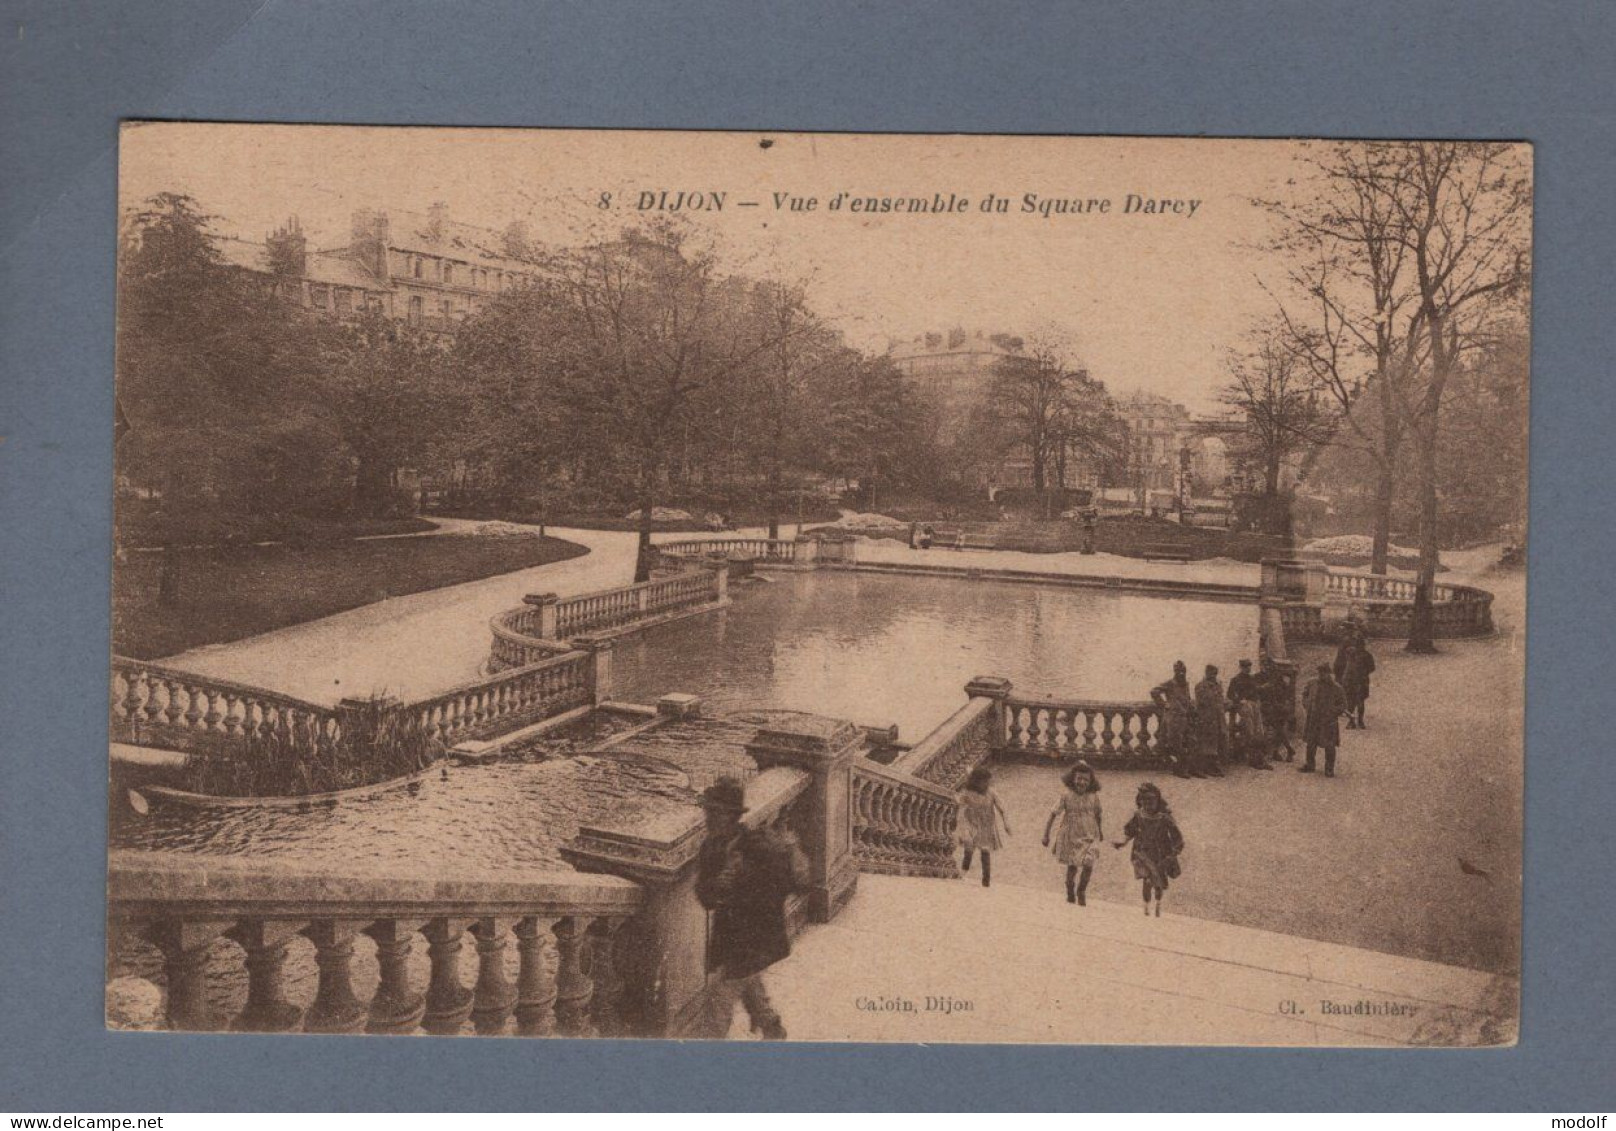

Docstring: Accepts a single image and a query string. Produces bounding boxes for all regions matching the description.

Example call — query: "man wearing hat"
[694,775,807,1040]
[1151,660,1199,778]
[1226,659,1272,770]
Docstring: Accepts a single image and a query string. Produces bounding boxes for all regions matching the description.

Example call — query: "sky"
[120,124,1323,412]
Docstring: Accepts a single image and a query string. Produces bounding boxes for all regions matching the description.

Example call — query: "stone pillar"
[573,634,615,704]
[793,536,820,567]
[522,592,560,639]
[744,716,861,923]
[964,675,1014,741]
[561,808,710,1037]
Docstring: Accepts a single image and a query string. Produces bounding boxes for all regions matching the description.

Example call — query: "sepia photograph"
[105,125,1530,1047]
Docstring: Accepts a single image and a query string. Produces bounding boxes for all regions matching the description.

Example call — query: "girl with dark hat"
[1113,782,1185,917]
[1043,761,1103,905]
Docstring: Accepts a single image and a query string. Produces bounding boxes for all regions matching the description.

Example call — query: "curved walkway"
[157,521,795,706]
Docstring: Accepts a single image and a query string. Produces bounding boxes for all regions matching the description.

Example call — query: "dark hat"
[699,776,748,814]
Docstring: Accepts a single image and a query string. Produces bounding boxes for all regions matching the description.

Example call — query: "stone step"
[751,874,1515,1046]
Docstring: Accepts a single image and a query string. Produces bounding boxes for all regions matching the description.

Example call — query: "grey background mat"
[1,0,1611,1112]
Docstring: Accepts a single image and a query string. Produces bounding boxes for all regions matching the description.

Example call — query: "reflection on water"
[611,573,1260,739]
[110,714,689,870]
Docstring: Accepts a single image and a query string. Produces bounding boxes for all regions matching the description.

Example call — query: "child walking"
[1113,782,1185,917]
[1043,761,1102,905]
[956,766,1010,887]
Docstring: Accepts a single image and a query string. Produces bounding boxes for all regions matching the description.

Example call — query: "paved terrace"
[760,873,1516,1046]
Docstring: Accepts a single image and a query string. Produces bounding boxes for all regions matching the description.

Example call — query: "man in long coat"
[1301,663,1348,777]
[695,776,807,1039]
[1257,657,1297,761]
[1192,664,1230,777]
[1333,630,1377,729]
[1151,661,1199,778]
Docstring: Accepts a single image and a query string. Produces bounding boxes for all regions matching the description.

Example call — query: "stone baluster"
[588,918,627,1037]
[471,917,518,1035]
[513,916,559,1036]
[228,920,305,1032]
[552,916,596,1036]
[302,919,368,1033]
[142,679,166,727]
[363,919,426,1034]
[421,918,475,1035]
[145,919,230,1031]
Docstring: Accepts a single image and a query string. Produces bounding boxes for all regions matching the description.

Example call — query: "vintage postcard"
[108,125,1528,1045]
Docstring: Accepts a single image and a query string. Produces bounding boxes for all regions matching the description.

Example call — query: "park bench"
[1143,543,1192,563]
[959,533,997,551]
[928,527,964,549]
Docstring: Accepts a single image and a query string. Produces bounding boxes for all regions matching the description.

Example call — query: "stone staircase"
[749,874,1517,1046]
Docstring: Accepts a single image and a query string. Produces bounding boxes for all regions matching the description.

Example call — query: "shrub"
[179,695,443,797]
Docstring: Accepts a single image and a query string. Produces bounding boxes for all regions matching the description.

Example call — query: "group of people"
[1148,625,1377,781]
[956,763,1187,917]
[688,625,1381,1039]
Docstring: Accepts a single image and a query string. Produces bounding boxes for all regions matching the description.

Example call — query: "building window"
[441,299,453,319]
[310,285,329,310]
[334,288,352,314]
[442,261,454,285]
[409,295,423,324]
[412,257,423,279]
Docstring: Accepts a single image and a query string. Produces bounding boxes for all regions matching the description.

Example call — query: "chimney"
[349,209,390,281]
[502,219,530,260]
[265,216,307,277]
[426,201,448,241]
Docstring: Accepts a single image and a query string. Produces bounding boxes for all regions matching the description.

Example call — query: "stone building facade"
[218,204,542,336]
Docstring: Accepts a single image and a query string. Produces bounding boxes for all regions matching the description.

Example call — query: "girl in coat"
[1113,782,1185,917]
[956,766,1010,887]
[1043,761,1103,905]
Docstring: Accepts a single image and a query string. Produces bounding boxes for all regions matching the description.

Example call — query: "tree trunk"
[1370,458,1395,575]
[1406,436,1440,654]
[633,459,656,584]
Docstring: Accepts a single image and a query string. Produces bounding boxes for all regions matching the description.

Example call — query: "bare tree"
[1219,328,1337,504]
[1260,143,1428,573]
[1368,143,1532,650]
[988,333,1116,498]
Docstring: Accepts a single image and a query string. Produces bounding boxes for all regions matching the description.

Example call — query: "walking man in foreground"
[695,776,808,1040]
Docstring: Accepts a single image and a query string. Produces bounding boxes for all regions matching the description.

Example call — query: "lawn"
[113,533,589,659]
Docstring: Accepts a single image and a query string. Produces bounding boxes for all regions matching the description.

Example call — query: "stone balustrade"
[656,538,799,563]
[111,658,345,757]
[402,649,598,747]
[1262,559,1495,641]
[851,760,961,879]
[1000,696,1168,768]
[488,606,576,670]
[107,852,643,1035]
[889,678,1007,789]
